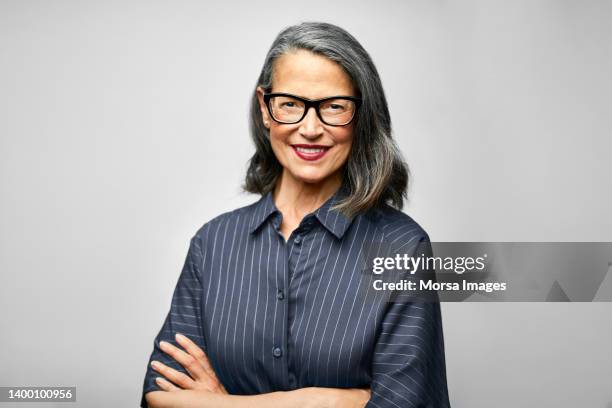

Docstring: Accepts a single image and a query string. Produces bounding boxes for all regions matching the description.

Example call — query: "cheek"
[334,144,352,167]
[331,129,354,159]
[333,124,354,144]
[269,126,292,145]
[268,129,291,163]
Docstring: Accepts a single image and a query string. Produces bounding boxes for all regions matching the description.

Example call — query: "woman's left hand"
[150,333,228,394]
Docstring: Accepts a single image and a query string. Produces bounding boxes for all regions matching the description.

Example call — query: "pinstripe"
[271,222,282,380]
[308,211,346,380]
[141,184,450,407]
[376,381,416,408]
[259,218,272,386]
[318,216,363,379]
[351,230,385,383]
[334,221,372,384]
[230,207,259,391]
[300,218,337,381]
[251,216,265,390]
[221,215,244,390]
[215,213,240,390]
[209,216,230,344]
[241,217,257,388]
[291,228,324,350]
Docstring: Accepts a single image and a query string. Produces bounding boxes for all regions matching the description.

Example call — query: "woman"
[141,22,450,408]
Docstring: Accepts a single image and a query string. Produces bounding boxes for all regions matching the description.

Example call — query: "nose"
[298,107,324,139]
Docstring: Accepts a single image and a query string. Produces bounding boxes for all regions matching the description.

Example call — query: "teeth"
[296,147,326,154]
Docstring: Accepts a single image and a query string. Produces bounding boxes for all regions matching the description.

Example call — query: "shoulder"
[365,203,431,250]
[191,197,263,245]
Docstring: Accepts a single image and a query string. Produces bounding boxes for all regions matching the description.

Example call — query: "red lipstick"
[291,144,331,161]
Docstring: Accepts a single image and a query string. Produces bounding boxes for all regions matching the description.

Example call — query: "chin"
[296,175,327,184]
[291,169,331,185]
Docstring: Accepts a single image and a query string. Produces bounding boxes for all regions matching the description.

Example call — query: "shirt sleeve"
[366,235,451,408]
[140,233,207,408]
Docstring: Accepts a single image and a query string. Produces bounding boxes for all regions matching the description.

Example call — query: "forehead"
[271,49,355,98]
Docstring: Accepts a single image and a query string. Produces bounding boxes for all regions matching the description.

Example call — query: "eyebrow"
[268,92,358,100]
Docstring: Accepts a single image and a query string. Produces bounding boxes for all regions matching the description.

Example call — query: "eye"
[322,101,349,113]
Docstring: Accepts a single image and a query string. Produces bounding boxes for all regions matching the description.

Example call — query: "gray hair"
[243,22,409,218]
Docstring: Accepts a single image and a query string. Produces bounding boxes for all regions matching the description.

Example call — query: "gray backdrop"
[1,1,611,407]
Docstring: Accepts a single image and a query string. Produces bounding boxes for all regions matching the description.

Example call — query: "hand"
[304,387,371,408]
[150,333,228,394]
[328,388,370,408]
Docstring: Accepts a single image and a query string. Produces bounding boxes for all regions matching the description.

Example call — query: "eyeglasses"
[263,93,362,126]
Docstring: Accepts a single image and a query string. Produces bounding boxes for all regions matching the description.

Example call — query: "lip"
[291,144,331,161]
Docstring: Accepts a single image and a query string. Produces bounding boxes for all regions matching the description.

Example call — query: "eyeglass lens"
[269,95,356,125]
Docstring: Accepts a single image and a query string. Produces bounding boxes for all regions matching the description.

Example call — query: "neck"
[273,169,343,219]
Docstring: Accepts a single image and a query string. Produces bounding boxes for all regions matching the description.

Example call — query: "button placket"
[293,215,316,246]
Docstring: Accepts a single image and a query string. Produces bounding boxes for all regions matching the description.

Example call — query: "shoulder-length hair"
[243,21,409,218]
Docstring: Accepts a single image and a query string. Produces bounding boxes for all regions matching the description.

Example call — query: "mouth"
[291,144,331,161]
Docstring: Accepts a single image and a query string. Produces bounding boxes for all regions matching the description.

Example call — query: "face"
[257,49,356,186]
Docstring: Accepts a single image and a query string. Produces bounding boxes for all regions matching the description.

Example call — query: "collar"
[248,181,354,239]
[248,190,279,235]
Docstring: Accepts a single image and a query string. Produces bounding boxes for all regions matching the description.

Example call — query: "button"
[294,235,302,245]
[288,372,297,387]
[277,289,285,300]
[272,347,283,358]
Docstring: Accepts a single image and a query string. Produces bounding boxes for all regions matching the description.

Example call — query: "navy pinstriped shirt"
[141,183,450,407]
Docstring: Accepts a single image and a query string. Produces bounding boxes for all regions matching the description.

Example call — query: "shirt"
[140,182,451,407]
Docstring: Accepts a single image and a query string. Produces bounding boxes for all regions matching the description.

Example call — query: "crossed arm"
[144,233,449,407]
[144,333,371,408]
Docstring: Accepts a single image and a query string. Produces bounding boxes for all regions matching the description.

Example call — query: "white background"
[1,1,611,406]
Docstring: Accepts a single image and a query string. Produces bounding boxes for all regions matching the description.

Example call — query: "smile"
[291,144,331,161]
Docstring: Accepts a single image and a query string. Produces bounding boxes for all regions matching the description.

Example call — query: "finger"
[175,333,218,380]
[155,376,180,392]
[159,340,208,382]
[174,334,228,393]
[151,360,196,389]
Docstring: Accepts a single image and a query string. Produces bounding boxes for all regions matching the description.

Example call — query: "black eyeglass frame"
[263,92,362,126]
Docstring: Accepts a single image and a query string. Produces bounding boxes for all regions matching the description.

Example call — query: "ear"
[256,86,271,128]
